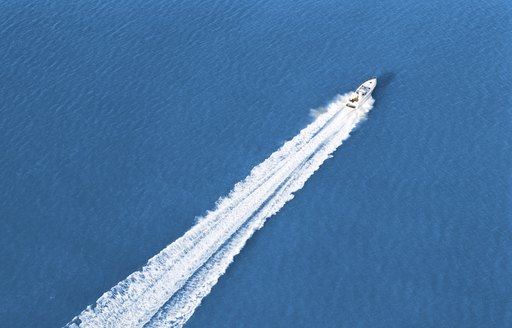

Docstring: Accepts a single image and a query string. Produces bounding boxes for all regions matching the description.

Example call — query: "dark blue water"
[1,0,510,327]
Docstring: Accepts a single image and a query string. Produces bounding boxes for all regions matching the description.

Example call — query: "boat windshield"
[357,85,371,96]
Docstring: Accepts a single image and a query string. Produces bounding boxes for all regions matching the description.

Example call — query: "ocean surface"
[1,0,511,327]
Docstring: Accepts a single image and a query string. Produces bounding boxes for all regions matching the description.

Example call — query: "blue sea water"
[0,0,511,327]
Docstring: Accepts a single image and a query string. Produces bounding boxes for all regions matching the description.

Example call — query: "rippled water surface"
[0,0,510,327]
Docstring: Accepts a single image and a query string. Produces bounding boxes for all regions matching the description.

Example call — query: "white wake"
[67,94,374,328]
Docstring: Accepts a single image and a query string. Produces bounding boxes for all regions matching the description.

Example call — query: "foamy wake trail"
[67,94,373,328]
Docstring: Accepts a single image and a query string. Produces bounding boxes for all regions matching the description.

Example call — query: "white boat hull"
[345,78,377,109]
